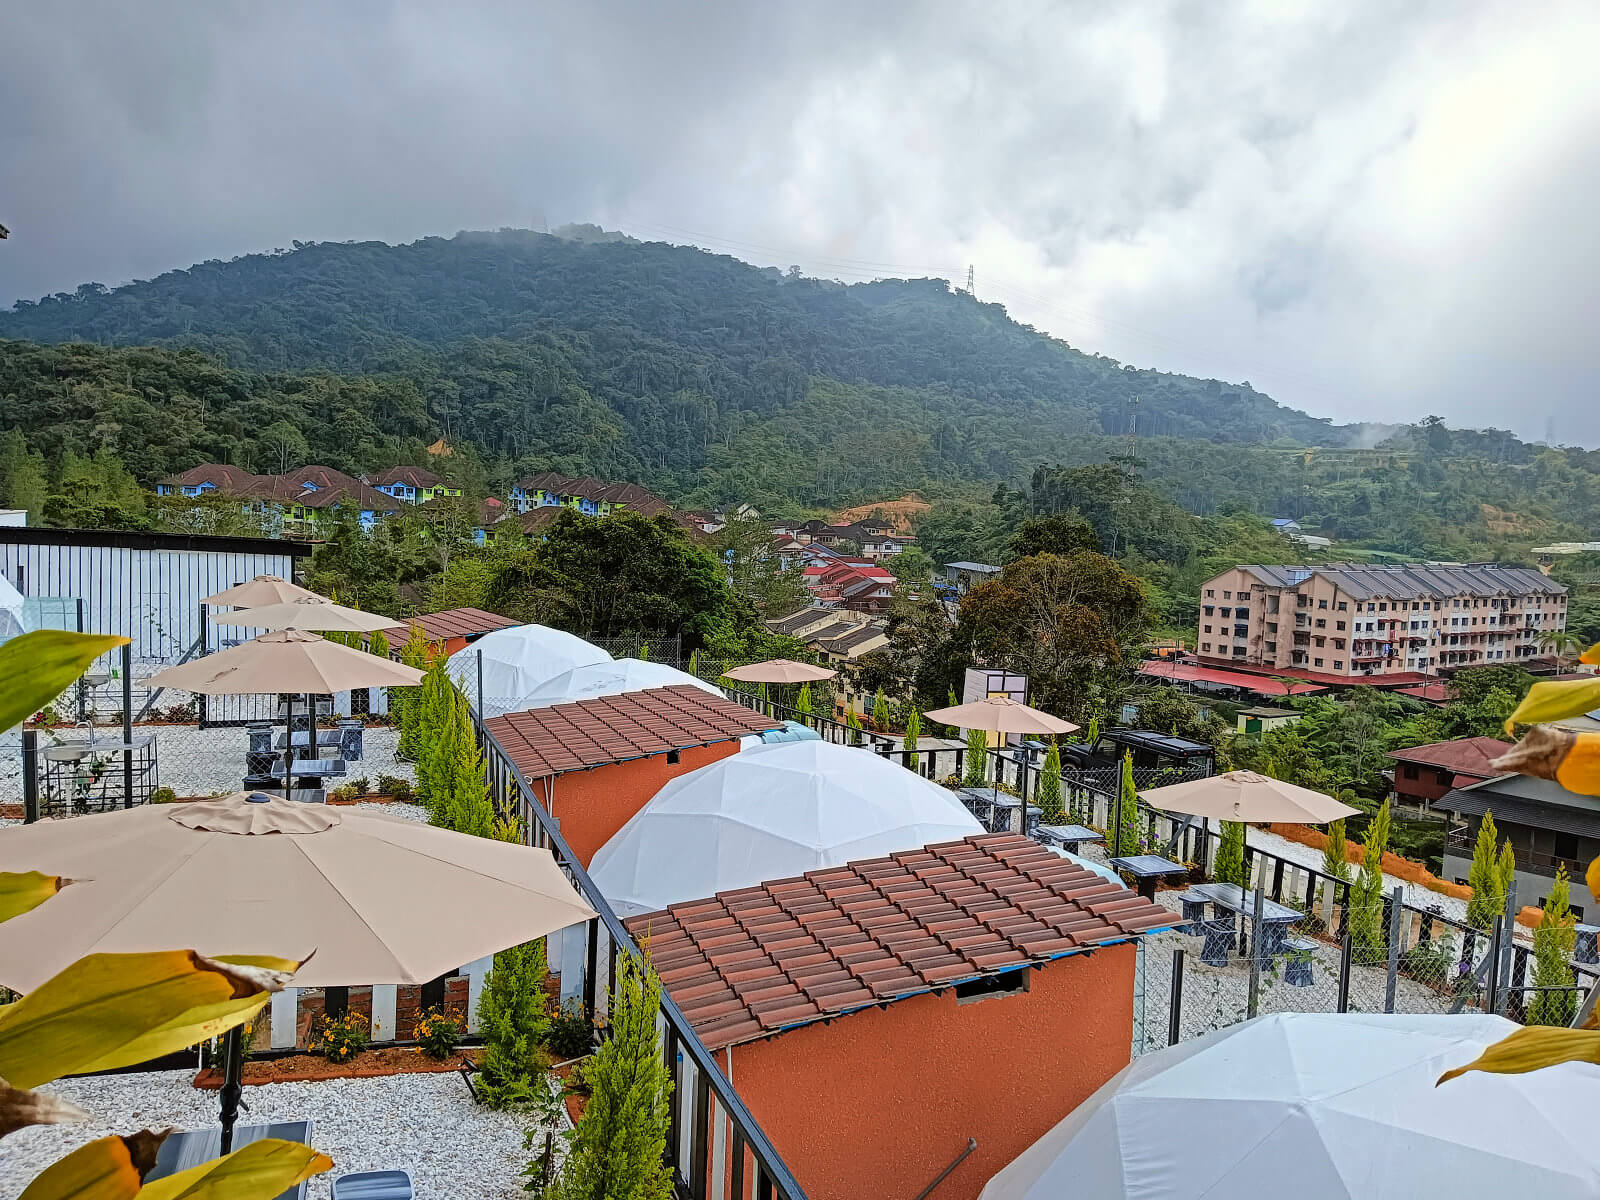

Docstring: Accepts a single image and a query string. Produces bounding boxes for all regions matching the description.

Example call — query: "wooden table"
[1036,824,1104,854]
[1108,854,1190,900]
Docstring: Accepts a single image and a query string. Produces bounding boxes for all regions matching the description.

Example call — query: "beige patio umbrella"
[923,695,1081,739]
[0,792,596,1147]
[146,630,425,794]
[204,574,323,607]
[923,696,1080,812]
[209,595,396,634]
[1138,769,1358,825]
[145,629,423,695]
[722,659,837,684]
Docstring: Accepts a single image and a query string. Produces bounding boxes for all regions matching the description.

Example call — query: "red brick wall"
[712,943,1136,1200]
[529,741,741,868]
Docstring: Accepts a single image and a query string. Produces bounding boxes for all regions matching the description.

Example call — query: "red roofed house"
[627,833,1177,1200]
[484,685,780,867]
[1387,736,1511,812]
[367,607,520,659]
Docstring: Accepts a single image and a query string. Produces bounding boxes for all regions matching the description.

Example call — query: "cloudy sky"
[3,0,1598,443]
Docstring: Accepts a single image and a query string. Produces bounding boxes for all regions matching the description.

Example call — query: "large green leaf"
[0,951,298,1090]
[1503,676,1600,735]
[0,630,131,735]
[0,872,69,924]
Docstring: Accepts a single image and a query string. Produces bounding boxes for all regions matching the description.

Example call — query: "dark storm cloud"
[2,0,1596,442]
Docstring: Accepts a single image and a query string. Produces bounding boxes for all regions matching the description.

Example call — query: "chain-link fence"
[1132,876,1594,1055]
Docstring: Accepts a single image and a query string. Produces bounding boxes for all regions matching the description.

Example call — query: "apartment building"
[1196,563,1567,681]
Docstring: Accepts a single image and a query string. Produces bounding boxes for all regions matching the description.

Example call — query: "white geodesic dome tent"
[516,658,722,708]
[589,740,985,916]
[445,624,611,718]
[980,1011,1600,1200]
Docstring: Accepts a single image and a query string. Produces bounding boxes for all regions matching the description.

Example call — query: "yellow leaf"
[1582,641,1600,666]
[1502,677,1600,735]
[137,1139,332,1200]
[1588,855,1600,907]
[0,631,131,737]
[1437,1025,1600,1085]
[0,951,299,1090]
[0,872,69,924]
[19,1131,168,1199]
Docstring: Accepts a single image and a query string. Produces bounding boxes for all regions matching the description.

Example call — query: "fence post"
[1168,948,1185,1046]
[1486,915,1504,1016]
[21,728,39,823]
[1497,887,1518,1016]
[197,602,209,727]
[1247,866,1266,1019]
[476,648,485,717]
[1337,932,1352,1013]
[1384,884,1404,1013]
[121,643,134,808]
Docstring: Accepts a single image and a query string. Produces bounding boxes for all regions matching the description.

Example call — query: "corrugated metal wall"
[0,537,301,720]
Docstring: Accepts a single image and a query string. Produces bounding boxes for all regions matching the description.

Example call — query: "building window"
[1314,657,1324,667]
[1265,641,1276,654]
[1333,661,1344,669]
[1402,764,1419,779]
[1203,625,1212,634]
[1337,601,1348,610]
[1334,639,1345,649]
[1555,832,1580,862]
[1318,599,1328,609]
[1205,589,1215,598]
[1201,642,1211,652]
[1336,621,1346,631]
[1203,605,1214,616]
[956,969,1030,1004]
[1315,619,1326,628]
[1223,591,1232,599]
[666,750,681,765]
[1232,646,1247,657]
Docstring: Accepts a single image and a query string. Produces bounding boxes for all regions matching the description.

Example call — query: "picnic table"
[274,729,343,750]
[1035,824,1104,854]
[269,757,348,787]
[148,1120,315,1200]
[987,794,1044,835]
[1108,853,1190,901]
[1188,882,1303,958]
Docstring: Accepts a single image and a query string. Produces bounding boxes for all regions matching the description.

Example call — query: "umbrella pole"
[218,1023,245,1153]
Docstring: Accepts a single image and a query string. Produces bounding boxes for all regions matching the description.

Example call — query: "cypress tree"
[872,687,890,732]
[1037,740,1064,823]
[846,707,863,744]
[368,628,390,660]
[543,952,674,1200]
[1086,714,1101,748]
[687,649,699,679]
[1351,800,1392,963]
[475,938,553,1111]
[434,687,495,837]
[1214,821,1247,888]
[1320,817,1351,883]
[795,683,812,718]
[1496,840,1517,916]
[395,625,430,761]
[638,642,650,661]
[964,727,988,787]
[1111,749,1143,857]
[1528,865,1578,1026]
[1466,812,1503,931]
[904,708,920,773]
[414,659,457,813]
[945,686,959,736]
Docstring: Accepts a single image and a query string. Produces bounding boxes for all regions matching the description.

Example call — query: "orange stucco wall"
[715,942,1135,1200]
[530,740,741,867]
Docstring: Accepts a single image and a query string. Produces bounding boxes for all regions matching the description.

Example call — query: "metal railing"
[1445,830,1586,880]
[468,704,809,1200]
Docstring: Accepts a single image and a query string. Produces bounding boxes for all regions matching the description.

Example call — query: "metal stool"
[1179,893,1208,934]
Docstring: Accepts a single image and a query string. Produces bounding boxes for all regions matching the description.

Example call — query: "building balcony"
[1445,831,1582,880]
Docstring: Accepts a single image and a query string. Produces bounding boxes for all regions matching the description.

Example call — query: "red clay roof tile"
[625,833,1177,1050]
[484,685,780,776]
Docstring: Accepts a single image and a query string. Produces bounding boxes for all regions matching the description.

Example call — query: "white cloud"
[2,0,1596,442]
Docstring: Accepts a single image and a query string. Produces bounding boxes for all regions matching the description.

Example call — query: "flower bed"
[193,1045,470,1088]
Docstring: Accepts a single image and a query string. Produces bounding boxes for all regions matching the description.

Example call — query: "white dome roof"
[446,624,611,718]
[590,740,985,916]
[0,574,26,641]
[518,658,723,708]
[981,1012,1600,1200]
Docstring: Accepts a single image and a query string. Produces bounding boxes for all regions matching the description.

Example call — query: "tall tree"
[543,952,674,1200]
[963,727,988,787]
[1320,817,1351,884]
[1466,812,1503,932]
[1037,740,1064,823]
[1351,800,1392,963]
[904,707,920,774]
[1111,750,1143,857]
[475,939,553,1111]
[1527,866,1578,1027]
[1214,821,1247,888]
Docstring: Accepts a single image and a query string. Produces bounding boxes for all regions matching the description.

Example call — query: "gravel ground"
[0,725,415,807]
[1,1068,564,1200]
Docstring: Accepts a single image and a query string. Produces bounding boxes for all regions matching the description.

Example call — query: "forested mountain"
[2,229,1597,536]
